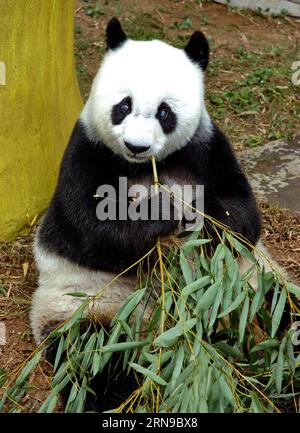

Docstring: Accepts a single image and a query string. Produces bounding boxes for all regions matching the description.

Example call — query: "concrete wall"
[215,0,300,16]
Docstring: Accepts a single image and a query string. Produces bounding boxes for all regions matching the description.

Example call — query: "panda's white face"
[81,22,212,163]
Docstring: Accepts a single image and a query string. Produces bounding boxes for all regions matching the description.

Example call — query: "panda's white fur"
[32,234,141,343]
[81,38,212,163]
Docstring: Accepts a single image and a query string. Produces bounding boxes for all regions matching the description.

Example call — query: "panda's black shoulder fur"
[38,119,261,272]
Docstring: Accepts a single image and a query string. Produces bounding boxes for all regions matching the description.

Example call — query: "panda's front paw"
[131,192,181,251]
[148,195,181,239]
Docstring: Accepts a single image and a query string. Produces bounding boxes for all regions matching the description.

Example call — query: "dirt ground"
[0,0,299,412]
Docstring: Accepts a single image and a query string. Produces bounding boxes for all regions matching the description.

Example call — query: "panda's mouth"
[124,150,150,163]
[122,141,152,162]
[123,146,152,163]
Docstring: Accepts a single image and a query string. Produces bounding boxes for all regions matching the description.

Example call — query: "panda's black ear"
[106,18,127,50]
[184,31,209,71]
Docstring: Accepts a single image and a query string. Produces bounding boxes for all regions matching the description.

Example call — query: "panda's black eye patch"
[156,102,177,134]
[111,97,132,125]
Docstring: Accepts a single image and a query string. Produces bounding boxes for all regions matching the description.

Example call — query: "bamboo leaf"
[250,339,279,354]
[15,351,42,386]
[57,303,87,333]
[195,282,221,313]
[227,259,239,285]
[181,276,211,297]
[275,338,285,394]
[182,239,211,252]
[169,346,185,392]
[225,233,254,262]
[92,353,102,377]
[271,288,287,338]
[113,288,146,323]
[209,285,224,329]
[53,335,66,372]
[218,290,246,318]
[271,279,280,315]
[250,279,264,321]
[239,295,249,344]
[180,251,193,285]
[215,342,243,359]
[219,375,234,405]
[102,340,148,353]
[129,362,167,386]
[154,319,197,348]
[286,283,300,298]
[251,392,265,413]
[65,291,88,298]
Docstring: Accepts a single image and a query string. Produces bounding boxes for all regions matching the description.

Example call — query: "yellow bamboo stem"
[151,156,166,412]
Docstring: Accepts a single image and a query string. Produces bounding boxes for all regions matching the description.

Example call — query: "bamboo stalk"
[151,156,165,412]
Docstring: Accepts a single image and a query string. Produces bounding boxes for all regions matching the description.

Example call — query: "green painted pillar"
[0,0,82,240]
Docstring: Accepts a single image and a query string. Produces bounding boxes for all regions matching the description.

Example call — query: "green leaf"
[227,259,239,286]
[39,376,70,413]
[251,392,265,413]
[215,342,243,359]
[72,377,87,413]
[180,251,193,285]
[239,295,249,344]
[219,375,234,405]
[271,288,287,337]
[102,340,148,353]
[92,352,102,377]
[181,276,211,297]
[113,288,146,323]
[53,335,66,372]
[65,382,79,412]
[250,276,265,321]
[15,351,42,386]
[129,362,167,386]
[218,290,247,318]
[57,303,87,333]
[271,279,280,315]
[81,332,97,371]
[275,338,285,394]
[0,369,7,388]
[119,320,134,339]
[250,339,279,353]
[212,244,226,262]
[286,334,296,374]
[209,285,224,329]
[200,254,210,273]
[181,239,211,253]
[43,393,58,413]
[195,282,221,313]
[286,283,300,298]
[226,233,254,262]
[169,346,185,391]
[65,291,88,298]
[154,318,197,348]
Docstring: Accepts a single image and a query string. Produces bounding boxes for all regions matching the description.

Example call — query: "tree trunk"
[0,0,82,240]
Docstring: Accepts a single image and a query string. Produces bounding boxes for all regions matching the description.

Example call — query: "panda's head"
[81,18,211,163]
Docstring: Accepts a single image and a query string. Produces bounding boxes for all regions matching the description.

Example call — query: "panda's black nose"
[124,141,150,154]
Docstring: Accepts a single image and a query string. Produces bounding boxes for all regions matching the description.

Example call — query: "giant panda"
[31,18,263,410]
